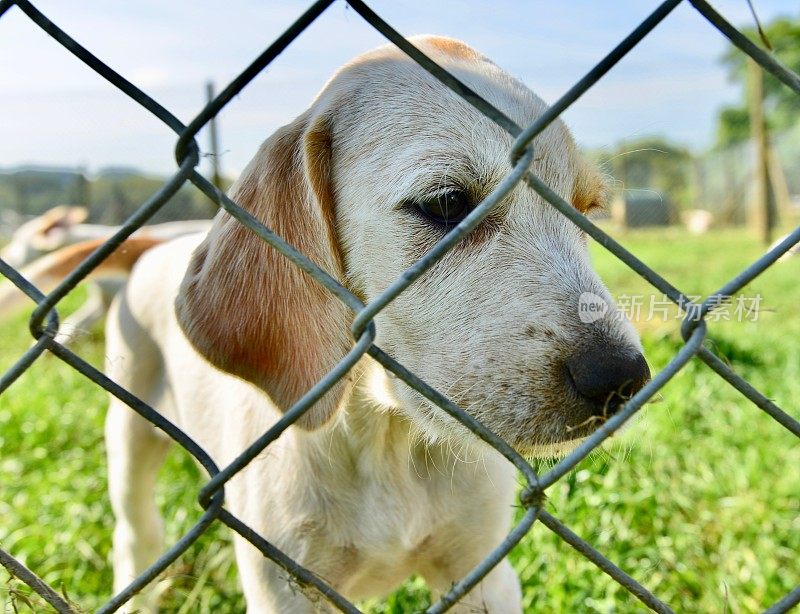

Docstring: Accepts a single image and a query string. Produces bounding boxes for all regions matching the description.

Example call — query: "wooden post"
[768,146,791,222]
[74,165,91,215]
[206,81,223,191]
[746,58,776,245]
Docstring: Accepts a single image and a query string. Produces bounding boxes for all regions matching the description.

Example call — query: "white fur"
[104,37,644,613]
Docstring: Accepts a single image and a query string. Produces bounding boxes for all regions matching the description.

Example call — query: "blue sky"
[0,0,796,177]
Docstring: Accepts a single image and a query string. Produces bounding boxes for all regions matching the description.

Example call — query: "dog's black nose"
[567,348,650,415]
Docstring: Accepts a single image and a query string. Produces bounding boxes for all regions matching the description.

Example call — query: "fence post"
[746,58,777,245]
[204,80,224,217]
[206,81,224,191]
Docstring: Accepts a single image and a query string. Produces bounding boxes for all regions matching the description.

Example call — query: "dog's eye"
[416,190,470,227]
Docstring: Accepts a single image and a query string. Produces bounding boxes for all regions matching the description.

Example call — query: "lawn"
[1,227,798,613]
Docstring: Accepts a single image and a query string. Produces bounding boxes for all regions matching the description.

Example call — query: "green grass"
[1,228,798,613]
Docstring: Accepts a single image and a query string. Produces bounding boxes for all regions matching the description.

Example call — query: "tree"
[716,13,800,147]
[593,136,694,209]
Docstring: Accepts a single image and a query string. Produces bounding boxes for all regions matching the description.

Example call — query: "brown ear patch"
[571,158,608,214]
[175,113,355,431]
[422,36,481,61]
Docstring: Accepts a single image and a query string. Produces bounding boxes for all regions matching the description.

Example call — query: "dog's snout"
[566,348,650,415]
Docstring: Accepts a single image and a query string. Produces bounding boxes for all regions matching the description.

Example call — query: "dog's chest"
[309,466,506,599]
[328,500,465,599]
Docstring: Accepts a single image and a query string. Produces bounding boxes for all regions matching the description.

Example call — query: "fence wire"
[0,0,799,612]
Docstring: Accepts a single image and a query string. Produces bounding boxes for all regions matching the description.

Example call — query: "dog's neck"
[302,360,495,486]
[290,360,514,555]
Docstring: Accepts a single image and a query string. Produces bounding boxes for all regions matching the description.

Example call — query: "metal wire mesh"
[1,0,799,612]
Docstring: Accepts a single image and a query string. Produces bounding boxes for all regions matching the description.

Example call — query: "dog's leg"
[106,400,171,612]
[427,557,522,614]
[55,283,108,344]
[232,534,331,614]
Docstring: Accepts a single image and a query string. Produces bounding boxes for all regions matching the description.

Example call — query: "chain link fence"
[1,0,799,612]
[694,124,800,225]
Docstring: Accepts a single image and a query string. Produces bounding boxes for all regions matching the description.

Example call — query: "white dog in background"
[0,206,210,343]
[105,36,650,612]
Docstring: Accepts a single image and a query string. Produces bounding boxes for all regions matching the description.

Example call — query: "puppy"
[105,36,649,612]
[0,207,210,342]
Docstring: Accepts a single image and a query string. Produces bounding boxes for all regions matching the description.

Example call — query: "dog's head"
[1,205,88,268]
[177,36,649,454]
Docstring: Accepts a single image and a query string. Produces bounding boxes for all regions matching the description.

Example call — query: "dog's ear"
[30,205,89,250]
[571,157,609,215]
[176,110,354,430]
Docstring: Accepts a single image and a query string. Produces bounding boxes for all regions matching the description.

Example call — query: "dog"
[0,207,210,342]
[105,36,650,612]
[0,235,173,330]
